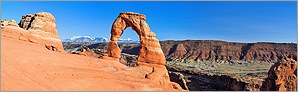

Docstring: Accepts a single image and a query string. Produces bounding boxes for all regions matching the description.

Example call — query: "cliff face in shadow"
[168,71,250,91]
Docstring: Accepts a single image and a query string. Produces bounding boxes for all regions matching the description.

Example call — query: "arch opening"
[118,27,140,67]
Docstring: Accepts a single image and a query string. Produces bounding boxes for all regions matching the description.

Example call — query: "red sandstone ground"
[1,36,178,91]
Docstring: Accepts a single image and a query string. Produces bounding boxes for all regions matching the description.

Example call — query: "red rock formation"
[160,40,296,62]
[108,12,166,65]
[107,12,180,89]
[261,54,297,91]
[1,12,64,52]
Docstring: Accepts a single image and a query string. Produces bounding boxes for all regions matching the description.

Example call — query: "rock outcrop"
[1,19,19,27]
[261,54,297,91]
[169,72,189,90]
[1,12,63,52]
[107,12,180,90]
[119,53,138,67]
[72,46,101,57]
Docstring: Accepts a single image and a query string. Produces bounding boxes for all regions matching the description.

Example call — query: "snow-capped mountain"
[63,36,108,42]
[117,38,135,43]
[63,36,138,43]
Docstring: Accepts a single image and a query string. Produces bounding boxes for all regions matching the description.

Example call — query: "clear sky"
[2,1,297,43]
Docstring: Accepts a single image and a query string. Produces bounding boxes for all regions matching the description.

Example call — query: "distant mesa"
[1,12,64,52]
[160,40,297,62]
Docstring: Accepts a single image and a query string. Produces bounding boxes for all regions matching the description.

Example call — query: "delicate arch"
[107,12,166,65]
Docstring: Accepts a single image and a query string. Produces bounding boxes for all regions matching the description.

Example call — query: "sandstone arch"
[108,12,166,65]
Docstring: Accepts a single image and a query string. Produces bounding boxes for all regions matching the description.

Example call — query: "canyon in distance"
[1,11,297,91]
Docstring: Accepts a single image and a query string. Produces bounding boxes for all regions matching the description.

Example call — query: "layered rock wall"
[160,40,296,62]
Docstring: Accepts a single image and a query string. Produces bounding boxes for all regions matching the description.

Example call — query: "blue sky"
[2,1,297,43]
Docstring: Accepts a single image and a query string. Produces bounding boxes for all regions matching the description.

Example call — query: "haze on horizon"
[2,1,297,43]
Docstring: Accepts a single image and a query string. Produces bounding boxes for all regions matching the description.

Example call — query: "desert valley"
[1,12,297,91]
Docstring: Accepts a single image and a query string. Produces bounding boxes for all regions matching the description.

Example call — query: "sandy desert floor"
[1,36,177,91]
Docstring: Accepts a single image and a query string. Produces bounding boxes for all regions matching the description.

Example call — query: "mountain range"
[62,36,138,43]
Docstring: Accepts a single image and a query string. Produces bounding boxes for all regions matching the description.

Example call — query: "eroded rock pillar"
[107,17,127,58]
